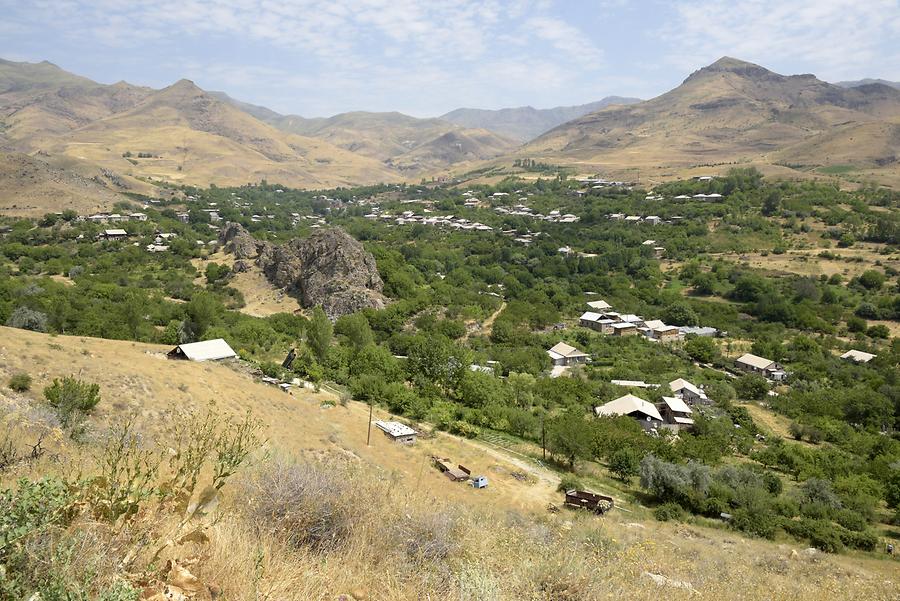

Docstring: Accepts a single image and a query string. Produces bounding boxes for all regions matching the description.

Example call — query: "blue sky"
[2,0,899,117]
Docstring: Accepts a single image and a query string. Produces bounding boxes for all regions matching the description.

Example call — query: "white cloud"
[663,0,900,80]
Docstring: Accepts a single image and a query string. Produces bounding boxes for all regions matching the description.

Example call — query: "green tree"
[307,306,333,361]
[183,291,220,342]
[335,313,374,350]
[663,303,699,327]
[508,372,536,408]
[684,335,718,364]
[735,374,769,400]
[609,447,641,483]
[546,411,592,469]
[857,270,885,291]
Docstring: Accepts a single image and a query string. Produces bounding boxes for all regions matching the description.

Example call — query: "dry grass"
[191,253,302,318]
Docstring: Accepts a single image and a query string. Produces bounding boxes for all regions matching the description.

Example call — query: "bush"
[244,459,355,552]
[809,522,845,553]
[449,420,480,438]
[654,502,686,522]
[393,508,460,563]
[557,474,584,493]
[730,506,777,539]
[6,307,48,332]
[43,376,101,428]
[8,373,32,392]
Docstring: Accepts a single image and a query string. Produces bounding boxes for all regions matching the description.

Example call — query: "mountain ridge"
[440,96,641,141]
[516,56,900,184]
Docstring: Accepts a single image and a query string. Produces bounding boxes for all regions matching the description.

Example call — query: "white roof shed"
[168,339,238,362]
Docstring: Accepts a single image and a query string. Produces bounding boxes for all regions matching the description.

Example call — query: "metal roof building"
[167,339,238,362]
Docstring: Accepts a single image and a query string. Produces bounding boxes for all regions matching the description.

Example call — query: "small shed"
[374,420,418,444]
[168,339,238,362]
[472,475,488,489]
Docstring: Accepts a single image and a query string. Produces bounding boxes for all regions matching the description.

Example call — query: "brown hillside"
[0,151,134,217]
[519,57,900,183]
[46,80,399,188]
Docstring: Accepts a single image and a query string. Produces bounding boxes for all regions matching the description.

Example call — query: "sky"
[2,0,899,118]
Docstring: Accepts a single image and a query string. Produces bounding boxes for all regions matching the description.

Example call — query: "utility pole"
[366,401,373,446]
[541,417,546,461]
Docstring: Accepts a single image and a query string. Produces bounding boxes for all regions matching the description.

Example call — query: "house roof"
[595,394,663,421]
[662,396,692,414]
[673,416,695,425]
[619,314,643,323]
[611,322,637,329]
[374,421,417,437]
[579,311,603,322]
[643,319,665,330]
[103,229,128,236]
[736,353,774,370]
[841,350,876,363]
[547,342,588,359]
[586,300,612,310]
[669,378,702,396]
[170,339,237,361]
[610,379,659,389]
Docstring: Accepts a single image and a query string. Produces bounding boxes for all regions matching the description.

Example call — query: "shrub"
[730,506,777,539]
[557,474,584,493]
[449,420,480,438]
[393,509,460,563]
[8,373,32,392]
[866,324,890,339]
[244,459,355,552]
[43,376,101,428]
[807,520,844,553]
[6,307,48,332]
[654,502,686,522]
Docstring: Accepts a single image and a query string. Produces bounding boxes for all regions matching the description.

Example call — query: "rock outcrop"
[219,222,264,259]
[257,228,386,320]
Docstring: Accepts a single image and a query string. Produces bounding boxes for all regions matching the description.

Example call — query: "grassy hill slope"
[1,326,897,599]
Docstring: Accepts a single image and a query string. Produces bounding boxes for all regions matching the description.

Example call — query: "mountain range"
[836,79,900,91]
[518,57,900,184]
[1,56,899,215]
[439,98,641,142]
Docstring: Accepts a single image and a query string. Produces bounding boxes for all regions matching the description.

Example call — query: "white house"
[586,299,612,311]
[735,353,787,381]
[660,396,694,430]
[595,394,663,430]
[669,378,709,404]
[547,342,589,366]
